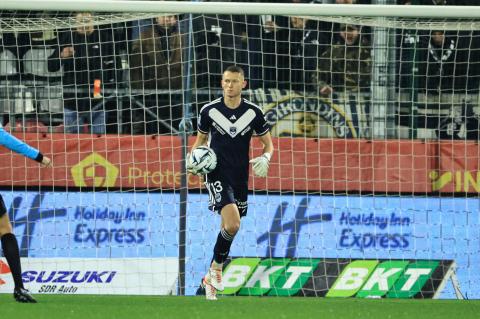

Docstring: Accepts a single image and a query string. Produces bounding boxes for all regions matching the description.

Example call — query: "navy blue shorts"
[204,175,248,217]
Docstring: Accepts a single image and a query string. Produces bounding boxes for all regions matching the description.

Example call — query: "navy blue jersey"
[198,97,269,184]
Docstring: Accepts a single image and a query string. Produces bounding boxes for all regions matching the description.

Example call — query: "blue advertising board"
[2,191,479,298]
[3,192,179,258]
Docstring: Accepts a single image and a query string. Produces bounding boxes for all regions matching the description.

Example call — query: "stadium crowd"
[0,0,479,138]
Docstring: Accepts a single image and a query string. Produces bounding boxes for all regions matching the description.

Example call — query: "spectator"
[130,15,183,90]
[415,30,474,94]
[244,12,284,89]
[129,14,185,135]
[276,16,326,92]
[48,12,120,134]
[315,24,371,95]
[242,0,327,90]
[192,14,247,89]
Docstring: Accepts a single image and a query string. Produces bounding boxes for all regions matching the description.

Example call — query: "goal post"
[0,1,479,299]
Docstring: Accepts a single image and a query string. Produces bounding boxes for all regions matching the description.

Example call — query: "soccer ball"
[189,146,217,175]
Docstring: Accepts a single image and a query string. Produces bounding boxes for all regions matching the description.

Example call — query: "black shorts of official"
[0,195,7,217]
[204,175,248,217]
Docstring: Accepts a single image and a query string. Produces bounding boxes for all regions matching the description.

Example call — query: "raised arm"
[0,126,52,167]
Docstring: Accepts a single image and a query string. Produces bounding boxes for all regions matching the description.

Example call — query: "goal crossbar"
[1,0,480,19]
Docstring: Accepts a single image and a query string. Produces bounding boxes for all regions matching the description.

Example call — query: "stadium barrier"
[0,134,479,194]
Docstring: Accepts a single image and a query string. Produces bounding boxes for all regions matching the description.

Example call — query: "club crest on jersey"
[230,127,237,135]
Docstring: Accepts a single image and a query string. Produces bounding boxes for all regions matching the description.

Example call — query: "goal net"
[0,0,479,299]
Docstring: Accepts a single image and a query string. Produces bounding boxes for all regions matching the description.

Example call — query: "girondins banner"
[0,134,479,193]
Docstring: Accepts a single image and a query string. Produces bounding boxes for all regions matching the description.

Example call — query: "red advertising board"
[0,133,479,193]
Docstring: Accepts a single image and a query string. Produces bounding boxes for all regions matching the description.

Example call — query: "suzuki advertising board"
[0,258,178,295]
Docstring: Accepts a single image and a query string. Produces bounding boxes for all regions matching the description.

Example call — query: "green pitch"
[0,294,479,319]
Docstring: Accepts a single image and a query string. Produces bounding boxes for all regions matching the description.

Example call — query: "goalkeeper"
[187,65,274,300]
[0,125,52,303]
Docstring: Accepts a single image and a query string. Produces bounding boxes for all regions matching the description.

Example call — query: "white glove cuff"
[262,153,272,161]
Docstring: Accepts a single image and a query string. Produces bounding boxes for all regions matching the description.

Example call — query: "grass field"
[1,294,479,319]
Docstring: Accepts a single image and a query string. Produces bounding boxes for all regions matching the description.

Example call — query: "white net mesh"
[0,12,162,33]
[0,2,479,298]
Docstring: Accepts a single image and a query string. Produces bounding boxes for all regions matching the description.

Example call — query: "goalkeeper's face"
[221,71,247,99]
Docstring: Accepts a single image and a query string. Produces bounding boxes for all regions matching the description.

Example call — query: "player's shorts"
[0,195,7,217]
[204,176,248,217]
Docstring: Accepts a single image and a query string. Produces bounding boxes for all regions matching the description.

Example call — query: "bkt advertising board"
[0,191,478,298]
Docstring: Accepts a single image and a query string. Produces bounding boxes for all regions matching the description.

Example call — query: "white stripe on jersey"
[199,97,222,114]
[243,98,264,113]
[243,98,269,136]
[209,108,256,138]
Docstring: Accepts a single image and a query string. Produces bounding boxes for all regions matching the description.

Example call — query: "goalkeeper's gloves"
[249,153,271,177]
[186,153,199,175]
